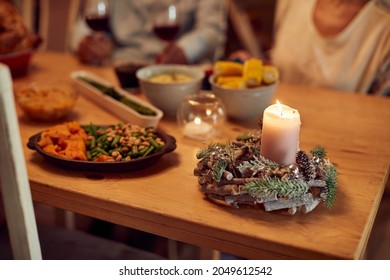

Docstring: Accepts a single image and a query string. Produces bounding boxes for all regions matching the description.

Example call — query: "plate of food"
[27,122,176,172]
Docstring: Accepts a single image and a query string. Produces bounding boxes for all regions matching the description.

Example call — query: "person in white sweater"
[271,0,390,95]
[231,0,390,95]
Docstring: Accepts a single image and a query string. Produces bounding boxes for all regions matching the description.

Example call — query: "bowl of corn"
[209,58,279,120]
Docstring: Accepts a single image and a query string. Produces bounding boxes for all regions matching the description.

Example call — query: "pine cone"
[296,151,317,180]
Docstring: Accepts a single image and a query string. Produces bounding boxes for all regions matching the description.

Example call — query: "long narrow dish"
[71,70,163,127]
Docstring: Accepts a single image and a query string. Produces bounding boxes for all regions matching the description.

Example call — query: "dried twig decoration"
[194,131,338,214]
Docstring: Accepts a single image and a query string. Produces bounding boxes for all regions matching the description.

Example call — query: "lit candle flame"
[276,100,283,116]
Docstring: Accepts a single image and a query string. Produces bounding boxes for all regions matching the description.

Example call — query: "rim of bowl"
[136,64,205,85]
[0,49,35,60]
[209,75,278,93]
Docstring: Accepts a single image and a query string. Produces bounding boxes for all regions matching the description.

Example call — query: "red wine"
[153,23,179,41]
[86,15,110,32]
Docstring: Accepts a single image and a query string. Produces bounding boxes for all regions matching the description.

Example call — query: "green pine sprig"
[310,145,327,159]
[212,160,229,182]
[324,163,338,208]
[196,143,224,159]
[244,177,309,199]
[237,156,279,174]
[236,131,254,142]
[259,156,279,169]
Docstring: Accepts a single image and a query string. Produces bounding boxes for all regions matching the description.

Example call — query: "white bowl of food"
[210,59,279,120]
[210,76,277,120]
[136,64,204,116]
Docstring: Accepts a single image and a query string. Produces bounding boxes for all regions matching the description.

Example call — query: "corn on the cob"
[243,58,263,88]
[262,65,279,85]
[214,61,243,77]
[217,76,245,89]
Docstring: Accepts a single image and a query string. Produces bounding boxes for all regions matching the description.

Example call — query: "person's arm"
[175,0,228,64]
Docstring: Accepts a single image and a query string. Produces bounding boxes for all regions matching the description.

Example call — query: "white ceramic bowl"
[209,76,277,120]
[136,64,204,116]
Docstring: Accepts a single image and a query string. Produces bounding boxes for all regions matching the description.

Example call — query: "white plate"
[70,70,163,127]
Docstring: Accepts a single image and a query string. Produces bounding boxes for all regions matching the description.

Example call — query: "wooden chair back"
[19,0,81,52]
[0,63,42,259]
[39,0,81,51]
[226,0,263,58]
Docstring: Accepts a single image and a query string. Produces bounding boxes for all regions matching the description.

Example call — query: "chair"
[0,64,40,259]
[18,0,80,52]
[0,63,163,260]
[38,0,80,51]
[226,0,263,58]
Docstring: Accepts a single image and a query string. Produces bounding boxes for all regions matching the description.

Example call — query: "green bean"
[90,136,96,148]
[90,150,99,158]
[132,145,138,156]
[150,139,161,150]
[78,77,157,116]
[96,147,108,155]
[139,147,149,155]
[142,146,154,157]
[90,123,98,137]
[83,123,165,162]
[111,135,120,147]
[97,134,107,142]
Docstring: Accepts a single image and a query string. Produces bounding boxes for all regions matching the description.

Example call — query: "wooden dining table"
[11,51,390,260]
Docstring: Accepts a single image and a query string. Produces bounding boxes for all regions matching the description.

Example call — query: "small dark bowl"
[0,35,41,78]
[0,49,35,78]
[114,62,149,89]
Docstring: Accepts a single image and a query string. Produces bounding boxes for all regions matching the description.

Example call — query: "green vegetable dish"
[78,77,157,116]
[83,123,165,162]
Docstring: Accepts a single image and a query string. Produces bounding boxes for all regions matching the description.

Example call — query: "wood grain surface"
[13,51,390,259]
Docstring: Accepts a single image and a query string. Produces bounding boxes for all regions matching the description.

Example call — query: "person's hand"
[155,44,188,64]
[77,32,112,65]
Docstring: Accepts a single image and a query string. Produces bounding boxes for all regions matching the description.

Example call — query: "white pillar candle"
[260,102,301,166]
[183,117,213,140]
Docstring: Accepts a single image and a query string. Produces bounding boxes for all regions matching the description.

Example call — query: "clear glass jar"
[177,93,226,141]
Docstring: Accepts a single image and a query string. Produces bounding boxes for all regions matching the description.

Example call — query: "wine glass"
[152,3,180,43]
[84,0,110,33]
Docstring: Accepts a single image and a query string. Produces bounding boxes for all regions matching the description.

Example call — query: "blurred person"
[71,0,227,66]
[230,0,390,96]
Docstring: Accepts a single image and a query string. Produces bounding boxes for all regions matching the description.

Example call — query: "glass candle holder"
[177,93,226,141]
